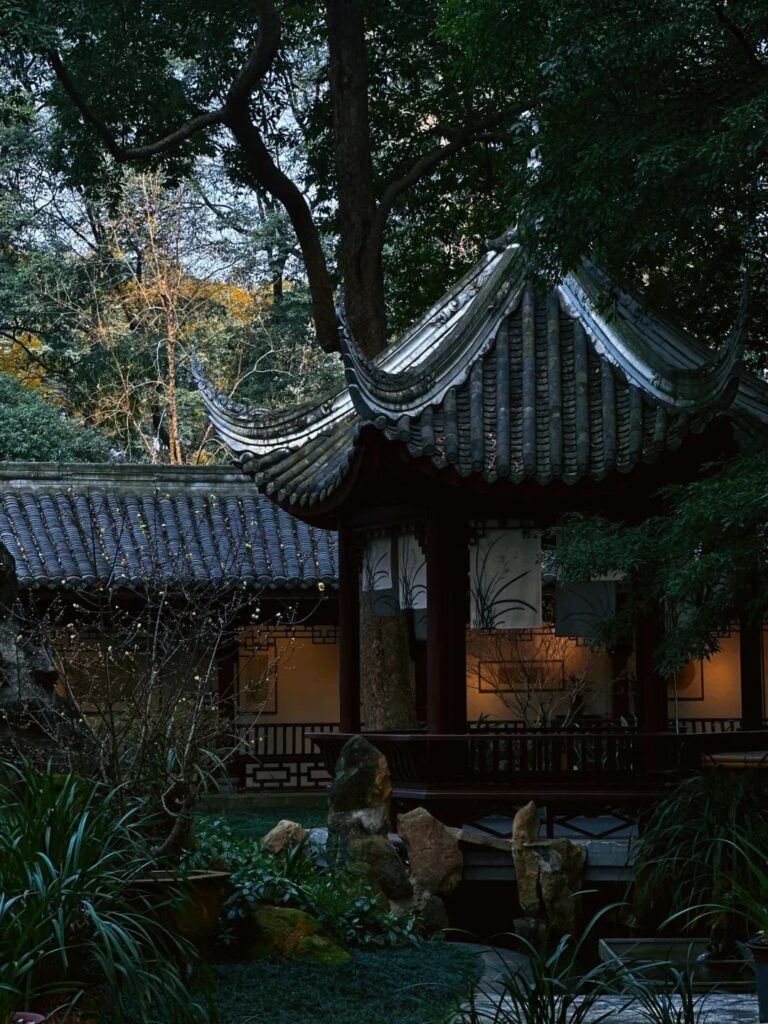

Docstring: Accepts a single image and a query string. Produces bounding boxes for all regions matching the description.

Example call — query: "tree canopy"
[441,0,768,362]
[3,0,766,362]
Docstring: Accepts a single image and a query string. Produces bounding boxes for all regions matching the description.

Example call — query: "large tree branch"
[48,49,225,161]
[325,0,386,355]
[374,106,527,235]
[223,105,339,352]
[228,0,282,102]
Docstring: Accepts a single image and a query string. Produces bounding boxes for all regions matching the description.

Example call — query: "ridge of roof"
[0,462,253,493]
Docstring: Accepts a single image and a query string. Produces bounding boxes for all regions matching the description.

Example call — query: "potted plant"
[629,770,768,987]
[668,831,768,1022]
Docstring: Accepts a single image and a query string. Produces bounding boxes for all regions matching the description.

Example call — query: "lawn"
[213,944,481,1024]
[210,804,328,840]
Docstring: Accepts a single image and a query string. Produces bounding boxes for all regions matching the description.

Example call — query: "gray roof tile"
[0,464,337,590]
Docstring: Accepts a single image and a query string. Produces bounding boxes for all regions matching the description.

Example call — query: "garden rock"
[261,819,307,855]
[397,807,463,894]
[248,906,350,966]
[348,833,413,900]
[327,736,392,865]
[419,893,450,932]
[511,801,542,915]
[510,801,586,938]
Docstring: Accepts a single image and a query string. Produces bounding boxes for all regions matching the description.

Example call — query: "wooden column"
[740,616,764,732]
[635,604,668,734]
[338,525,361,733]
[610,641,632,720]
[425,516,469,734]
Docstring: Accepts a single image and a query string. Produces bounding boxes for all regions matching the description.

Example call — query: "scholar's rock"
[327,736,392,865]
[397,806,463,894]
[329,735,392,812]
[510,801,586,938]
[261,819,307,855]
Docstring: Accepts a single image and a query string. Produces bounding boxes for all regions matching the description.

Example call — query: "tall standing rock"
[327,735,393,865]
[510,800,586,940]
[512,800,542,915]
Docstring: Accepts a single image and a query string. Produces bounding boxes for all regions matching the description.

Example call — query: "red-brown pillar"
[610,641,632,720]
[425,516,469,734]
[740,616,764,732]
[635,604,668,734]
[338,525,361,733]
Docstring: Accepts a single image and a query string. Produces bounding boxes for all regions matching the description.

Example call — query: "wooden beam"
[740,617,764,731]
[338,525,361,732]
[426,516,469,734]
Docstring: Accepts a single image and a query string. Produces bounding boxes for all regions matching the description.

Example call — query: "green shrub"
[187,816,418,949]
[0,760,209,1023]
[0,373,113,462]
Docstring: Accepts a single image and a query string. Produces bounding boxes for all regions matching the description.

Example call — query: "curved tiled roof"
[0,464,337,590]
[194,239,768,513]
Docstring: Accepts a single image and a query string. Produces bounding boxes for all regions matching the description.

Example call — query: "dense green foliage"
[187,816,418,949]
[440,0,768,363]
[0,761,207,1022]
[0,373,112,462]
[213,944,480,1024]
[557,453,768,673]
[633,770,768,947]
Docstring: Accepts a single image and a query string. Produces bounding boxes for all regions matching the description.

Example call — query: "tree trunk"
[325,0,387,358]
[165,306,184,465]
[359,595,417,730]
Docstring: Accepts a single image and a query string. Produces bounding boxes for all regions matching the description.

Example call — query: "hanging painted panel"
[362,535,400,616]
[362,536,392,591]
[555,581,617,638]
[470,528,542,630]
[398,533,427,610]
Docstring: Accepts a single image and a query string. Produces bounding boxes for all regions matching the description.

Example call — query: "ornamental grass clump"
[0,759,209,1024]
[632,769,768,950]
[454,907,623,1024]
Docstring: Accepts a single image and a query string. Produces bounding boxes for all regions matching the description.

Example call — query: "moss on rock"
[248,906,350,965]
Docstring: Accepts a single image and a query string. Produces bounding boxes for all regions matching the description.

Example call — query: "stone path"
[456,944,761,1023]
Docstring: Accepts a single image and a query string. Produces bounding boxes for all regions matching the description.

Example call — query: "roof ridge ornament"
[485,225,519,253]
[335,244,526,424]
[557,262,749,412]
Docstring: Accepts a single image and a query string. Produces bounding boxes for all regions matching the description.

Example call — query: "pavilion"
[195,234,768,819]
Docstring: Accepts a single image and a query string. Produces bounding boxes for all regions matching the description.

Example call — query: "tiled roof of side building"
[0,463,338,590]
[194,238,768,515]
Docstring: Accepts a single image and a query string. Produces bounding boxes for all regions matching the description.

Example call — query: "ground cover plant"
[0,759,208,1023]
[186,815,418,949]
[213,944,481,1024]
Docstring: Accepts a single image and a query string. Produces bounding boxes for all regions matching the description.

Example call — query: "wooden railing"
[231,717,756,792]
[309,729,768,806]
[233,718,338,790]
